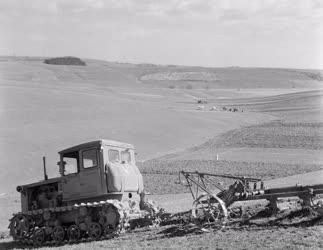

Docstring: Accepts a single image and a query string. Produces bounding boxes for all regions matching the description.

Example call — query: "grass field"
[212,121,323,150]
[219,148,323,164]
[139,160,323,194]
[153,120,323,163]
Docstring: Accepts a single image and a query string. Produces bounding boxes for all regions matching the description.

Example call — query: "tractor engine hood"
[16,177,62,194]
[106,162,144,193]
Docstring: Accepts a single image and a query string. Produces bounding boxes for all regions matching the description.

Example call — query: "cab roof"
[59,139,134,154]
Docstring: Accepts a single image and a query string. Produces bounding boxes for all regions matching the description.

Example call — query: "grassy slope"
[0,57,321,192]
[150,89,323,161]
[139,66,323,89]
[4,57,320,192]
[1,56,322,88]
[186,121,323,154]
[138,90,323,194]
[139,160,323,194]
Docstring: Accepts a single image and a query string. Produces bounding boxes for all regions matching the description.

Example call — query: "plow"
[175,170,323,226]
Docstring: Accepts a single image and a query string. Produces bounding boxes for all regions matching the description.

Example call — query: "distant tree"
[44,56,86,66]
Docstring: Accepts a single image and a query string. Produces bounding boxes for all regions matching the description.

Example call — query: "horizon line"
[0,54,322,71]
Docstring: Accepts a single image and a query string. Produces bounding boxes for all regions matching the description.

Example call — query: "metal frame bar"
[180,171,261,182]
[179,170,323,207]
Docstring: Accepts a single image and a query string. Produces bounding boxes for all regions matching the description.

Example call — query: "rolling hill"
[0,56,322,193]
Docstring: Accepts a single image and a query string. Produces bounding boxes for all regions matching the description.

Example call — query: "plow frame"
[178,171,263,202]
[177,171,264,221]
[178,170,323,221]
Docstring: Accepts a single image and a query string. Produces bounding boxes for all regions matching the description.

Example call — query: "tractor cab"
[58,139,144,203]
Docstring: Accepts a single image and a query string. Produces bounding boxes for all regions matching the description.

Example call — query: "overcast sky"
[0,0,322,69]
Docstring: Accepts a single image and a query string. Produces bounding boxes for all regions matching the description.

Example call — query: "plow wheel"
[9,214,35,240]
[52,226,65,244]
[67,225,81,242]
[88,222,102,240]
[32,228,45,246]
[192,193,228,226]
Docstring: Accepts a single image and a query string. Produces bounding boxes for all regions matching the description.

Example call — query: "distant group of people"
[196,105,243,112]
[222,107,241,112]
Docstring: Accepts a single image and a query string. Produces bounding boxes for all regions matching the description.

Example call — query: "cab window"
[62,151,79,175]
[108,149,120,163]
[121,150,131,164]
[82,149,98,169]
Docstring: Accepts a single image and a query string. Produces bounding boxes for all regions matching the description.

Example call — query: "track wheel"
[104,205,120,228]
[67,225,81,242]
[52,226,65,244]
[88,222,102,240]
[32,228,45,246]
[9,214,34,240]
[103,225,116,239]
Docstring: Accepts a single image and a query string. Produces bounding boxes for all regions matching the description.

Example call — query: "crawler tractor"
[9,140,161,246]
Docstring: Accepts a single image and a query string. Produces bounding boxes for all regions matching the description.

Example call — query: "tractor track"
[8,199,160,247]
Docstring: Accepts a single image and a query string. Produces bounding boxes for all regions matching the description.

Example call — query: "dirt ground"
[1,201,322,250]
[0,226,322,250]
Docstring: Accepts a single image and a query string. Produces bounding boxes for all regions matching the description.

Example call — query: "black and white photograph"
[0,0,322,249]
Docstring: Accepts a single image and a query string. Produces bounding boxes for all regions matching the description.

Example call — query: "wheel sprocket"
[9,214,35,240]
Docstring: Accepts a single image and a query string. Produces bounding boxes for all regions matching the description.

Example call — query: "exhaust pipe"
[43,156,48,180]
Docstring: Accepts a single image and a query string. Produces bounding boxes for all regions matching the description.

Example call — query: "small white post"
[216,153,219,161]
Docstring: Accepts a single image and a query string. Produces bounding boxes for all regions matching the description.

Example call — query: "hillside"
[0,56,323,249]
[0,56,322,193]
[0,56,322,89]
[151,90,323,163]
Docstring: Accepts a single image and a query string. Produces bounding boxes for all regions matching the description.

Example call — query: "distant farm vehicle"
[9,140,162,246]
[210,106,217,111]
[197,105,205,110]
[197,98,207,104]
[177,171,323,225]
